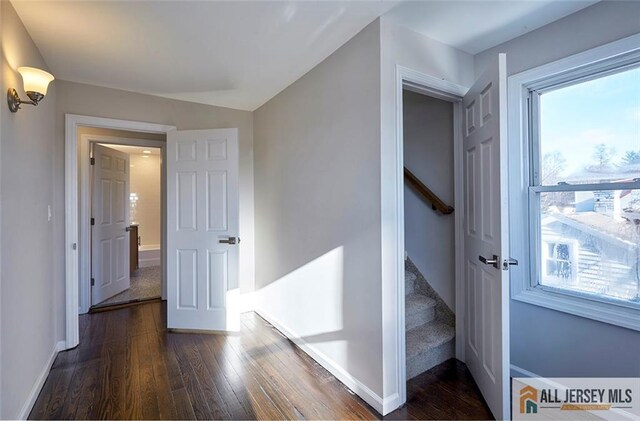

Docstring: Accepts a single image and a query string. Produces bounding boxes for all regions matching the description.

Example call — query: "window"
[530,65,640,306]
[509,35,640,331]
[541,239,577,285]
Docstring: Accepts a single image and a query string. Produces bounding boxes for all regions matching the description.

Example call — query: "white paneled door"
[91,144,131,305]
[167,129,240,331]
[463,53,510,420]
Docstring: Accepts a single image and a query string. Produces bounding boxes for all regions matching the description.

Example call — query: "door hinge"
[91,278,95,286]
[91,217,95,226]
[90,157,95,165]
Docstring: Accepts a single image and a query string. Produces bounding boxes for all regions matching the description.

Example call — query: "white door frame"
[65,114,175,349]
[79,134,167,313]
[393,65,469,405]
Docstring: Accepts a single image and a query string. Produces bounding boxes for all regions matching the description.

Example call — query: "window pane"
[539,66,640,186]
[538,190,640,303]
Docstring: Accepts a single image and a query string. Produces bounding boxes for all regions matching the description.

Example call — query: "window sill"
[513,287,640,332]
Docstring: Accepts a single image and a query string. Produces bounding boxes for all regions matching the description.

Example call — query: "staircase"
[405,260,455,379]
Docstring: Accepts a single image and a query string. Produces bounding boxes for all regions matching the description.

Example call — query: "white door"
[91,144,131,305]
[167,128,240,331]
[463,53,510,420]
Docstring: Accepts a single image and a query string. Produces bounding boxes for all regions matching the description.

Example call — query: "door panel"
[167,129,239,331]
[92,144,131,304]
[463,53,510,420]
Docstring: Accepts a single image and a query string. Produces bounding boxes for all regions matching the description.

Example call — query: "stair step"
[405,293,436,330]
[406,322,455,379]
[405,270,417,295]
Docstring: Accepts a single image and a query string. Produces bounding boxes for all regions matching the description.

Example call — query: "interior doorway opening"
[402,87,458,383]
[76,126,167,312]
[93,143,162,308]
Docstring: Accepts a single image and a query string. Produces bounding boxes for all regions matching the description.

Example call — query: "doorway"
[78,130,166,310]
[402,88,457,381]
[90,142,163,308]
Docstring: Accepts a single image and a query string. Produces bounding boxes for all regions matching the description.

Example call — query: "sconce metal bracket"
[7,88,21,112]
[7,88,40,113]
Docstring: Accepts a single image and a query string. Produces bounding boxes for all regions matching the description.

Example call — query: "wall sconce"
[7,67,55,112]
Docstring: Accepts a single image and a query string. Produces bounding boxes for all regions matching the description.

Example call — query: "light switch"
[48,205,52,222]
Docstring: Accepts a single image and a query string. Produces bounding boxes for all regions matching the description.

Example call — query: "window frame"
[508,33,640,332]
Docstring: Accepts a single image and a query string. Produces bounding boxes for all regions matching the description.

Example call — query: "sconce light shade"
[7,66,55,112]
[18,67,55,96]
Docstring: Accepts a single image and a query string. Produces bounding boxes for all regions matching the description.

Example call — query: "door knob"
[219,236,240,245]
[479,254,499,269]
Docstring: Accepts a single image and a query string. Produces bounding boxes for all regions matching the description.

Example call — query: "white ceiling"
[383,0,598,55]
[12,1,396,111]
[12,1,599,111]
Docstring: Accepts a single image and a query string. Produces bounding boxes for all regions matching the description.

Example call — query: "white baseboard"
[17,341,65,420]
[139,257,161,268]
[255,308,386,415]
[382,393,403,415]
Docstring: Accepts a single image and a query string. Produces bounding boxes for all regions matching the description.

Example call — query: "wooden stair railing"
[404,167,454,215]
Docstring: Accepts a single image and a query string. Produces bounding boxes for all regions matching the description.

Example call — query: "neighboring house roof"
[565,163,640,183]
[542,211,638,247]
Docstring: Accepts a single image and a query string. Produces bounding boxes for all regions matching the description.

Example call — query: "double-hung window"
[509,35,640,330]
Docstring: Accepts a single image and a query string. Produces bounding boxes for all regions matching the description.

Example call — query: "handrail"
[404,167,454,215]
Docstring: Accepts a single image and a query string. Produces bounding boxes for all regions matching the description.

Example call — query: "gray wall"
[1,2,58,418]
[475,1,640,377]
[253,20,384,399]
[1,5,257,414]
[403,91,455,310]
[53,79,256,336]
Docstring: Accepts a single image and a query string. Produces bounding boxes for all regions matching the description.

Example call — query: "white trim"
[392,65,469,408]
[510,364,540,379]
[507,34,640,334]
[65,114,175,349]
[516,288,640,331]
[78,133,166,313]
[255,308,387,415]
[509,33,640,90]
[17,341,65,420]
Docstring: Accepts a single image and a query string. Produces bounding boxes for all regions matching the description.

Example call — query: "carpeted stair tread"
[405,293,436,329]
[406,321,455,359]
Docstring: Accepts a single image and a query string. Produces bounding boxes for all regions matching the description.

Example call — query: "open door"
[167,128,240,331]
[91,144,131,305]
[463,53,510,419]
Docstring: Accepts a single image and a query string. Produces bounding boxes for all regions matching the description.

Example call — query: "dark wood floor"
[29,302,493,420]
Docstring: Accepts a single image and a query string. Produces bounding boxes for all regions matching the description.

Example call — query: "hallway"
[29,302,491,420]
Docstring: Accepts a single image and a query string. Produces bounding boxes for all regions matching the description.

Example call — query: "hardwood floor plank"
[29,301,492,421]
[137,334,161,420]
[203,333,288,420]
[124,335,143,419]
[172,387,197,420]
[146,333,179,420]
[244,314,375,420]
[58,360,96,420]
[171,334,217,420]
[95,337,126,419]
[181,335,231,419]
[238,316,346,419]
[44,366,76,419]
[193,335,254,420]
